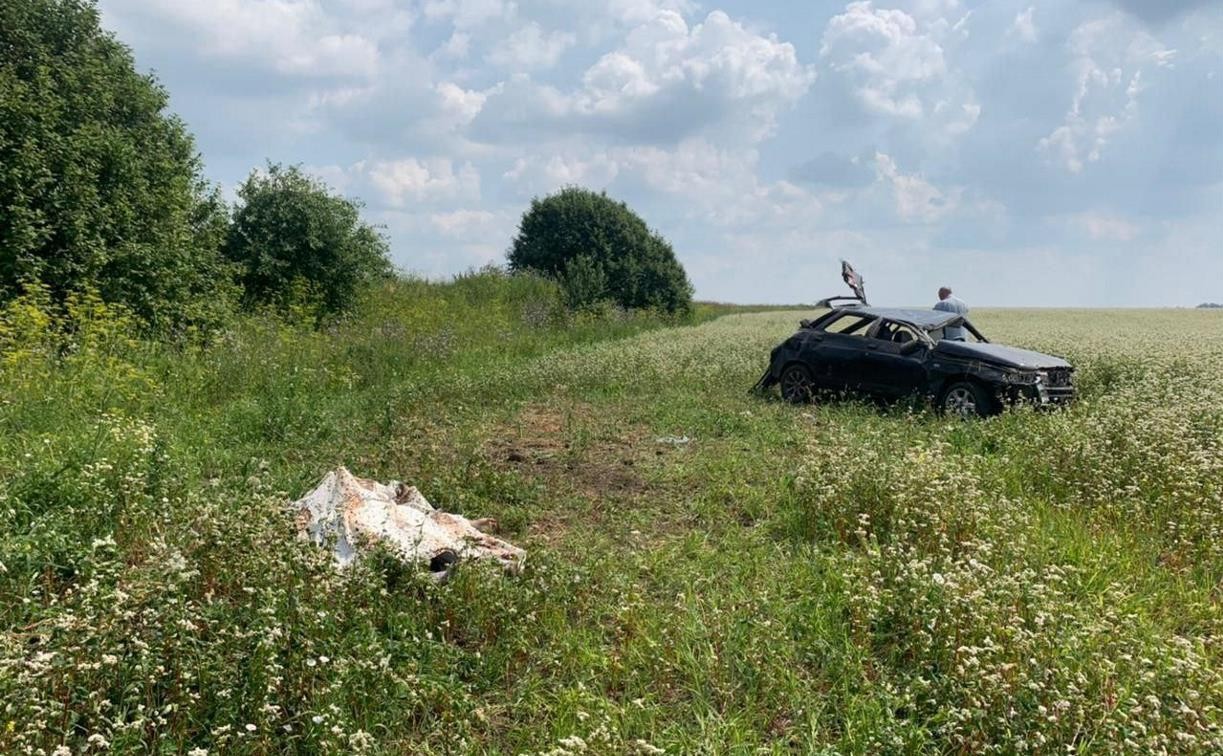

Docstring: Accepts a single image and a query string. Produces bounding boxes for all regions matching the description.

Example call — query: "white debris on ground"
[655,435,691,446]
[293,467,525,578]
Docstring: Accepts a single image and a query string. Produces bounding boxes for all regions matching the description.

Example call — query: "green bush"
[0,0,237,334]
[508,187,693,313]
[225,164,392,319]
[556,255,609,311]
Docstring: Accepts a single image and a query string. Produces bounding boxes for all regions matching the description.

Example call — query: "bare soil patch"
[486,403,655,502]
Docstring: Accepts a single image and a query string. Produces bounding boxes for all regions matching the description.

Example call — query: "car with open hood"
[754,305,1075,417]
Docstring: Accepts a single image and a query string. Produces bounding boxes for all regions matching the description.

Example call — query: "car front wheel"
[780,364,817,404]
[940,381,998,418]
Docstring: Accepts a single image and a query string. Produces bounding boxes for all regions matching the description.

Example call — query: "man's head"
[938,286,952,301]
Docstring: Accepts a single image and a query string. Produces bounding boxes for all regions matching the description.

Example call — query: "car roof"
[828,306,961,329]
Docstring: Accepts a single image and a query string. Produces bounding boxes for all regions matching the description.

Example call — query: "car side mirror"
[900,340,925,356]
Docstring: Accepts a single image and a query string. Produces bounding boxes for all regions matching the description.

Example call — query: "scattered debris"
[293,467,525,579]
[655,435,691,446]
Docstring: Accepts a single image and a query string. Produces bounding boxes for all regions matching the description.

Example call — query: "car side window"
[873,321,922,345]
[820,313,877,336]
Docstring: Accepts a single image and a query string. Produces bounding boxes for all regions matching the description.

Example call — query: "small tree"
[556,255,608,311]
[225,164,392,317]
[508,188,693,313]
[0,0,237,333]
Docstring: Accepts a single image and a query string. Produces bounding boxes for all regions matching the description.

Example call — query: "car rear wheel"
[940,381,998,418]
[780,364,816,404]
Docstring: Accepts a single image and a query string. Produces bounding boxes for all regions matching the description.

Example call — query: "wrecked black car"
[755,305,1075,417]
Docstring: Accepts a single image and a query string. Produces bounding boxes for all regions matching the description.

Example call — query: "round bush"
[225,164,392,318]
[508,188,693,313]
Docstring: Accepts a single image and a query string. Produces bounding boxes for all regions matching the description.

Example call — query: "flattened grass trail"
[3,292,1223,753]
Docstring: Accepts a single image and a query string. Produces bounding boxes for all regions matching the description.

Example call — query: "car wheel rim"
[782,369,812,402]
[945,386,976,417]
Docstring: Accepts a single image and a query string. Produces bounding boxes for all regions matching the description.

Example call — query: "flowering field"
[2,292,1222,753]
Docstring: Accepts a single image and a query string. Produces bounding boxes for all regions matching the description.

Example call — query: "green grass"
[2,283,1223,753]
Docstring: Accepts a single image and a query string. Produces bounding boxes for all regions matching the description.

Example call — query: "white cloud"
[287,34,380,79]
[367,158,481,205]
[874,152,958,222]
[582,8,815,134]
[601,0,697,25]
[487,23,577,70]
[501,139,824,234]
[821,2,947,118]
[615,139,823,228]
[303,164,355,195]
[1010,6,1038,43]
[504,153,621,192]
[819,1,981,143]
[478,10,815,144]
[911,0,962,19]
[936,99,981,135]
[423,0,511,29]
[435,31,472,60]
[1037,16,1172,173]
[104,0,384,80]
[430,209,499,236]
[1152,49,1178,68]
[435,82,489,124]
[619,138,753,195]
[1073,212,1140,241]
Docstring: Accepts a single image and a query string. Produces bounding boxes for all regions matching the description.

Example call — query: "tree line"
[1,0,692,337]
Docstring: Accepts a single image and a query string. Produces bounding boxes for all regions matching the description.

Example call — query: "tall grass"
[0,270,715,754]
[2,297,1222,753]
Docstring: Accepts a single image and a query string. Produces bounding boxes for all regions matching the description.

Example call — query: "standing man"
[934,286,968,341]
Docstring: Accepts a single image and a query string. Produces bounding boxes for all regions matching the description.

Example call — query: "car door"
[858,321,929,397]
[816,332,872,391]
[805,313,878,392]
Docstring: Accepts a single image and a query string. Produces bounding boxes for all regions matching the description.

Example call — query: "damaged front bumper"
[1018,384,1075,407]
[1002,370,1075,408]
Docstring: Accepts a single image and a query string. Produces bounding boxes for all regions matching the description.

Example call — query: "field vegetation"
[7,1,1220,752]
[3,284,1222,753]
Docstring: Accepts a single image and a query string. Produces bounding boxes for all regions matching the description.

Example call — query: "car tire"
[939,380,998,419]
[780,363,817,404]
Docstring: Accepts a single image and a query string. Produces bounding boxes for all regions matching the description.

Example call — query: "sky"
[96,0,1223,307]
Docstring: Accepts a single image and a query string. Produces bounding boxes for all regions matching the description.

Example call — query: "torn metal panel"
[294,468,525,578]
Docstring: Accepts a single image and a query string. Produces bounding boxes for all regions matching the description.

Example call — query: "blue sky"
[98,0,1223,306]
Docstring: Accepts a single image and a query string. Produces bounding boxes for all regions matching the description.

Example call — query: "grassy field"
[3,281,1223,753]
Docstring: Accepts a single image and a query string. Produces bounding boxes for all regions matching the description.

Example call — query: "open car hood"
[935,341,1071,370]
